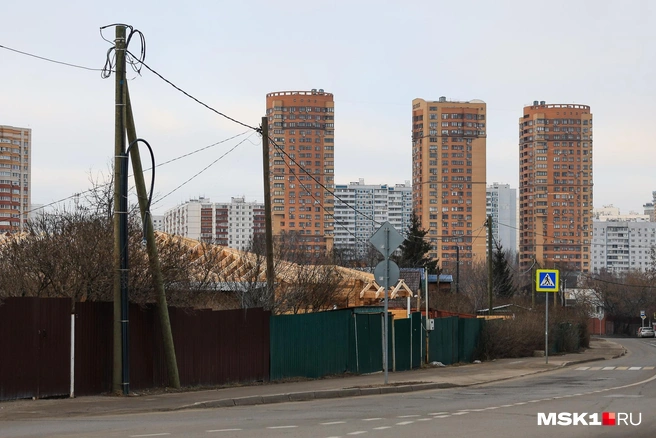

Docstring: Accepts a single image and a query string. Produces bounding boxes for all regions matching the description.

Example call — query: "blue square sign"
[536,269,559,292]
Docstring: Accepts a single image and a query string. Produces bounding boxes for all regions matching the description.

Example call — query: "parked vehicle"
[637,327,655,338]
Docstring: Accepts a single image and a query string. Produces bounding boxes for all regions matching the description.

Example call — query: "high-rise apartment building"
[411,97,487,270]
[266,90,335,254]
[163,196,265,250]
[333,179,412,259]
[592,219,656,273]
[0,125,31,232]
[518,101,593,272]
[486,183,518,254]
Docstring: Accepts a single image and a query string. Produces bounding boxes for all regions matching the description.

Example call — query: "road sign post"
[370,222,404,385]
[536,269,559,364]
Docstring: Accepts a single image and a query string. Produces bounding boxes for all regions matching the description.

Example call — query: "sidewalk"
[0,337,625,420]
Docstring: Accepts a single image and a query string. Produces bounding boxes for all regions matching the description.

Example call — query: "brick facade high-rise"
[411,97,487,270]
[518,101,593,272]
[0,125,31,232]
[266,90,335,254]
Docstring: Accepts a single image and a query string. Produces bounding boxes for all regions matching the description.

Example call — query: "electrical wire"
[126,49,259,132]
[23,132,256,216]
[0,43,106,72]
[151,131,257,206]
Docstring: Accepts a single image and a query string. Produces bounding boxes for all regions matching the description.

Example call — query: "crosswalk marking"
[575,366,655,371]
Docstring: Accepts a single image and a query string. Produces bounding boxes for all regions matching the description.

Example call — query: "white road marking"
[321,421,346,425]
[417,418,432,421]
[347,431,368,435]
[602,367,615,370]
[373,426,392,430]
[397,415,420,418]
[266,426,297,429]
[130,434,170,438]
[396,421,414,425]
[206,429,243,433]
[429,412,449,415]
[629,367,642,370]
[575,367,590,370]
[362,418,383,421]
[452,412,469,415]
[434,415,450,418]
[514,402,527,405]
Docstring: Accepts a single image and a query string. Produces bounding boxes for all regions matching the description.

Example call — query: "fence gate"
[0,297,71,401]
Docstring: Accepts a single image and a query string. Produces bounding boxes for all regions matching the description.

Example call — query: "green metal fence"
[270,311,482,380]
[270,310,351,380]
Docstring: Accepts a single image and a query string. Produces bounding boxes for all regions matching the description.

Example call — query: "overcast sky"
[2,0,654,216]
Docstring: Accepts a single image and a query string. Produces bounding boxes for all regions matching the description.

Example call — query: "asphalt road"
[2,338,655,438]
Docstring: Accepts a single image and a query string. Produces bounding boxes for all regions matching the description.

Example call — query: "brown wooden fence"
[1,298,271,400]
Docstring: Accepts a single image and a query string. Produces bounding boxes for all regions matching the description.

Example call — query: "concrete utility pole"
[487,215,493,317]
[124,86,180,389]
[261,117,275,297]
[112,24,126,395]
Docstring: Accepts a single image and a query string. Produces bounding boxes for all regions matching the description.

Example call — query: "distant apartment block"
[333,179,412,258]
[643,191,656,221]
[592,219,656,273]
[151,215,164,232]
[411,96,487,269]
[486,183,517,254]
[518,101,593,273]
[0,125,31,232]
[163,196,265,250]
[265,89,335,254]
[593,205,649,222]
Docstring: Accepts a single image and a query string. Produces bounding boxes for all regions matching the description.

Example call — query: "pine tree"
[492,241,516,298]
[393,213,438,272]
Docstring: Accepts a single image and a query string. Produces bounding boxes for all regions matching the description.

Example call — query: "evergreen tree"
[393,213,438,272]
[492,241,516,298]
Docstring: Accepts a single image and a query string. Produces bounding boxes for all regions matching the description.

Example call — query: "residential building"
[333,179,412,259]
[593,205,649,222]
[163,196,265,250]
[411,97,487,270]
[592,219,656,273]
[644,191,656,221]
[151,215,164,231]
[518,101,593,272]
[486,183,517,254]
[0,125,31,232]
[266,89,335,254]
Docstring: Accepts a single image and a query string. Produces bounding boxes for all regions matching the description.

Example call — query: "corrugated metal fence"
[1,298,482,400]
[1,298,270,400]
[0,298,71,401]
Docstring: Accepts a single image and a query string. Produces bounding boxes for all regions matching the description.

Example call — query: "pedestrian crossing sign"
[536,269,559,292]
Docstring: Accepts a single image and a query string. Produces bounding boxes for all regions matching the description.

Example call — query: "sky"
[1,0,655,216]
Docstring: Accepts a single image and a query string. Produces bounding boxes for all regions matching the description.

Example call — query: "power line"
[126,50,259,132]
[0,43,105,72]
[24,132,256,216]
[268,136,380,226]
[152,131,257,206]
